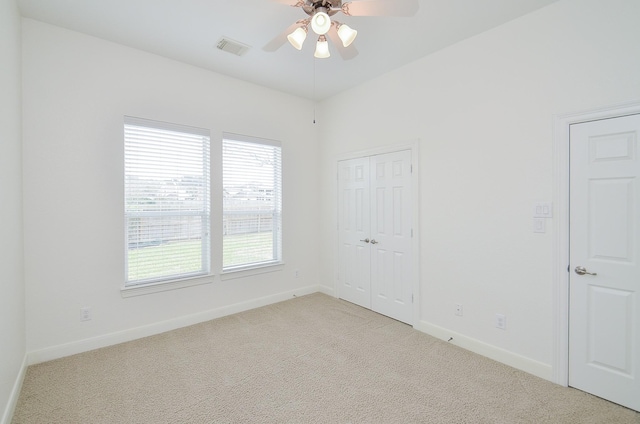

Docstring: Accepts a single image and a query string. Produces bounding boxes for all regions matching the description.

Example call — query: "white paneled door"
[569,114,640,412]
[338,156,372,309]
[338,150,413,324]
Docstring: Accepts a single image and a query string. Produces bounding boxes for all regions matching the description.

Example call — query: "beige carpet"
[12,293,640,423]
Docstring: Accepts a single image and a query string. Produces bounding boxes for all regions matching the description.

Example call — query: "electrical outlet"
[454,304,463,316]
[295,269,300,278]
[533,202,553,218]
[80,307,92,322]
[495,313,506,330]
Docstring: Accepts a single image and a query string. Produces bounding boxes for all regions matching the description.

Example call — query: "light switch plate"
[533,202,553,218]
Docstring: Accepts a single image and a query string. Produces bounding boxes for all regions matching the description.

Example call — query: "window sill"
[220,262,284,281]
[121,274,214,298]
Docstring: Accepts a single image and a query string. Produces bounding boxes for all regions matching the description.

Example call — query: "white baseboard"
[317,284,335,297]
[1,354,27,424]
[27,285,323,365]
[414,320,552,381]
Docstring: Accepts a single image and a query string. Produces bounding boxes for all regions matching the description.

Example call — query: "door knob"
[575,266,597,276]
[370,239,379,244]
[360,238,370,243]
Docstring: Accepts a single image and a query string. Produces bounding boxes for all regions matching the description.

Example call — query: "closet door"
[370,150,413,324]
[337,157,371,309]
[337,150,413,324]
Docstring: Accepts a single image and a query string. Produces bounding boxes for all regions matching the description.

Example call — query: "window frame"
[123,116,212,292]
[221,132,283,274]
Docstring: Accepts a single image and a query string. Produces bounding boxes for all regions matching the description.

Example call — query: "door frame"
[334,141,421,326]
[552,100,640,386]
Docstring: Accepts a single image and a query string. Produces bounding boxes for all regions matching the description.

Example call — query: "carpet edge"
[26,284,324,365]
[415,320,553,381]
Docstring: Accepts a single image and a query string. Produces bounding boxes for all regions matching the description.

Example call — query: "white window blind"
[222,133,282,271]
[124,116,210,286]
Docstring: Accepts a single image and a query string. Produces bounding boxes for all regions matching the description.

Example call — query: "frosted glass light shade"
[337,23,357,47]
[287,27,307,50]
[311,11,331,35]
[314,36,330,58]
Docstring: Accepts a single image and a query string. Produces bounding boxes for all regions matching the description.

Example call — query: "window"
[124,117,210,286]
[222,133,282,271]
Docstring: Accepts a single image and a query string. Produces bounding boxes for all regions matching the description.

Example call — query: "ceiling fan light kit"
[285,1,355,58]
[314,35,330,58]
[287,26,308,50]
[271,0,419,60]
[336,22,357,47]
[311,10,331,35]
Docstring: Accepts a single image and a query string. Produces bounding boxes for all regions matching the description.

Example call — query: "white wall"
[22,19,321,360]
[18,0,640,384]
[0,0,25,421]
[318,0,640,378]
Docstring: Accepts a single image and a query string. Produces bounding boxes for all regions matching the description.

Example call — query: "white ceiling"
[18,0,558,101]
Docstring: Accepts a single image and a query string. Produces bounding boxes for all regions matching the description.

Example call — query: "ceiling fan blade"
[263,22,301,52]
[342,0,419,17]
[327,26,358,60]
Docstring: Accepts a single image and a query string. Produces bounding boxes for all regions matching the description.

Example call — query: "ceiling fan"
[263,0,419,60]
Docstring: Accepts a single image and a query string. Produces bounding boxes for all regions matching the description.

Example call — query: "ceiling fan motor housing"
[303,0,342,17]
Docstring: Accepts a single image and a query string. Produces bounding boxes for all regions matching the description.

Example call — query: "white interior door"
[337,157,371,309]
[337,150,413,324]
[569,113,640,411]
[370,150,413,324]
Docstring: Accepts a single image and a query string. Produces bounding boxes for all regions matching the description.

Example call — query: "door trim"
[334,141,421,327]
[552,100,640,386]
